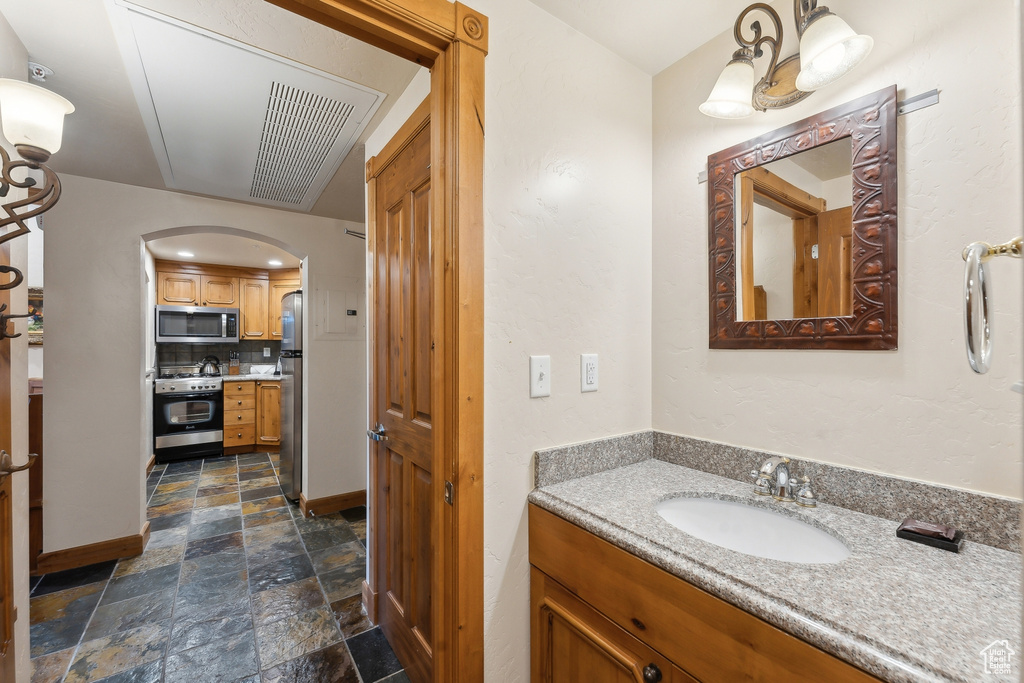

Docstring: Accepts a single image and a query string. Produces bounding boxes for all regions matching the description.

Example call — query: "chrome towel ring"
[962,237,1022,374]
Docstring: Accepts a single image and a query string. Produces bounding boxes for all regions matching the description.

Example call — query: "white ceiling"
[147,233,302,269]
[0,0,422,222]
[528,0,764,75]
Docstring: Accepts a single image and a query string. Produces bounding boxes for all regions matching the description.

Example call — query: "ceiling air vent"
[251,82,356,205]
[109,3,385,212]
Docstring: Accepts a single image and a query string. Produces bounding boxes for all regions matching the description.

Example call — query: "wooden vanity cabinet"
[529,504,880,683]
[533,568,696,683]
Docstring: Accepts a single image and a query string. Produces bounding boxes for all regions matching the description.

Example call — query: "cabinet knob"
[238,415,242,420]
[642,664,662,683]
[237,400,242,405]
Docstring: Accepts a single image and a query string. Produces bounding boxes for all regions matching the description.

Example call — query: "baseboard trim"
[299,489,366,518]
[362,579,378,622]
[145,454,156,476]
[36,521,151,574]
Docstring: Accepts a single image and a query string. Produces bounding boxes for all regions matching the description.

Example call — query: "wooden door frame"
[264,2,486,681]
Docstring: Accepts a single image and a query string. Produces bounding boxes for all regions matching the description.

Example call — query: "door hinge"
[811,244,819,260]
[444,480,454,505]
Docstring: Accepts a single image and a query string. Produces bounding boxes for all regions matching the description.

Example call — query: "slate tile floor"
[29,453,408,683]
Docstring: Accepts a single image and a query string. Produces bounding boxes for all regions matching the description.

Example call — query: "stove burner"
[158,371,223,379]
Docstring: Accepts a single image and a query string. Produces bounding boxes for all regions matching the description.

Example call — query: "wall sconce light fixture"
[699,1,872,119]
[0,77,73,340]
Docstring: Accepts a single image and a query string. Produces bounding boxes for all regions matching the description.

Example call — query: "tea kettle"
[200,355,221,375]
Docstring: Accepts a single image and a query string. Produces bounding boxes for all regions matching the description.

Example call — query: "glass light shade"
[699,60,756,119]
[794,13,873,92]
[0,79,74,157]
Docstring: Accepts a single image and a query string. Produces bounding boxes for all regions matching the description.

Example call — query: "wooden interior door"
[816,207,853,317]
[370,99,433,683]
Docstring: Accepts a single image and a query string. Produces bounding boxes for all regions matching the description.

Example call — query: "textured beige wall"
[652,0,1023,498]
[466,1,654,679]
[42,175,366,552]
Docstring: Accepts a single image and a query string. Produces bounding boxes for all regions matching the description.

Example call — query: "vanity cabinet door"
[532,568,697,683]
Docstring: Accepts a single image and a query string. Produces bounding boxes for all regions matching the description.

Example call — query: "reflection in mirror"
[707,84,898,350]
[735,140,852,321]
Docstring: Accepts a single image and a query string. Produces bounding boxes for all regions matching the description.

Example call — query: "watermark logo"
[981,640,1015,675]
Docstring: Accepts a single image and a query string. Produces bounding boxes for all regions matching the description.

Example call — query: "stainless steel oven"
[153,376,224,463]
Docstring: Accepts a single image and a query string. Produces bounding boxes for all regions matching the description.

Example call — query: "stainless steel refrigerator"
[279,290,303,500]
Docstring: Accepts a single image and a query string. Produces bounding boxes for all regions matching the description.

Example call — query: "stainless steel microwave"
[155,305,239,344]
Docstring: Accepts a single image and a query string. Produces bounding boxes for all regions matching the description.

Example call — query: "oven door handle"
[156,392,221,400]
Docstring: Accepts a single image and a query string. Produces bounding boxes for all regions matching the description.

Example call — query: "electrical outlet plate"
[263,347,271,358]
[581,353,598,392]
[530,355,551,398]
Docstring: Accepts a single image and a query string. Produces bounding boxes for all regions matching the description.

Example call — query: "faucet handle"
[795,475,817,508]
[750,469,771,496]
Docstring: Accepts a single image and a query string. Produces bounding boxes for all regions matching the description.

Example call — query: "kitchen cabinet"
[239,278,269,339]
[255,380,281,447]
[529,505,880,683]
[223,380,281,452]
[155,261,299,335]
[156,271,238,308]
[157,271,201,305]
[200,275,237,307]
[269,279,301,339]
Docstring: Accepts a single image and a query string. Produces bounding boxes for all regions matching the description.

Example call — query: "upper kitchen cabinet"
[239,278,269,340]
[200,275,238,307]
[155,261,300,332]
[156,270,238,307]
[157,271,201,306]
[269,277,302,340]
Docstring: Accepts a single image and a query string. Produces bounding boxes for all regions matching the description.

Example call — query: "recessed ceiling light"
[177,251,194,258]
[268,259,283,266]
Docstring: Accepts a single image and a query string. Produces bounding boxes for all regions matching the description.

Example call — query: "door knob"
[366,423,388,441]
[0,450,37,479]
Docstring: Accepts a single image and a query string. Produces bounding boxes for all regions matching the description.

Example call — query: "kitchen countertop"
[220,374,282,381]
[528,459,1021,682]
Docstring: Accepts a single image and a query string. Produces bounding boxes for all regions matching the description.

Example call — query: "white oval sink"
[656,496,850,564]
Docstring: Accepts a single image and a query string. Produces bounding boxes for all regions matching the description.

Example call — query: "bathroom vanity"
[528,458,1021,682]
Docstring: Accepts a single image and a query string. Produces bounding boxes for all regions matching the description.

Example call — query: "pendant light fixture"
[700,1,872,119]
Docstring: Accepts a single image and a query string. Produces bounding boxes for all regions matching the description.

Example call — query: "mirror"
[735,139,852,321]
[708,85,898,350]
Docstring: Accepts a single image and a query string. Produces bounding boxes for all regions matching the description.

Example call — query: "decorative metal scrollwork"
[0,449,37,479]
[0,302,29,340]
[0,264,23,291]
[0,144,61,248]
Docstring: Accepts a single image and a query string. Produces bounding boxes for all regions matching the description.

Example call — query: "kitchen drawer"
[226,396,256,411]
[225,381,255,397]
[224,424,255,447]
[224,408,256,426]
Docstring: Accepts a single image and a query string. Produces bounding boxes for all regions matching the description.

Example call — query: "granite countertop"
[528,459,1021,683]
[221,373,282,381]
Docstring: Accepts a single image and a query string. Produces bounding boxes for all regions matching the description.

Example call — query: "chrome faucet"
[751,456,795,502]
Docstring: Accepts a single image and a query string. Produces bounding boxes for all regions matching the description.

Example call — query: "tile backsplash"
[157,340,281,373]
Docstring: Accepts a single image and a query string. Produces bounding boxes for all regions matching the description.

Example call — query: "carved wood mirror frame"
[708,85,898,350]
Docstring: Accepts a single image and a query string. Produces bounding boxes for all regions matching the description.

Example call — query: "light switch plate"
[580,353,598,392]
[530,355,551,398]
[264,347,271,358]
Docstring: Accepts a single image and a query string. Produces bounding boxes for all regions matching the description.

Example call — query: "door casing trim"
[264,1,486,680]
